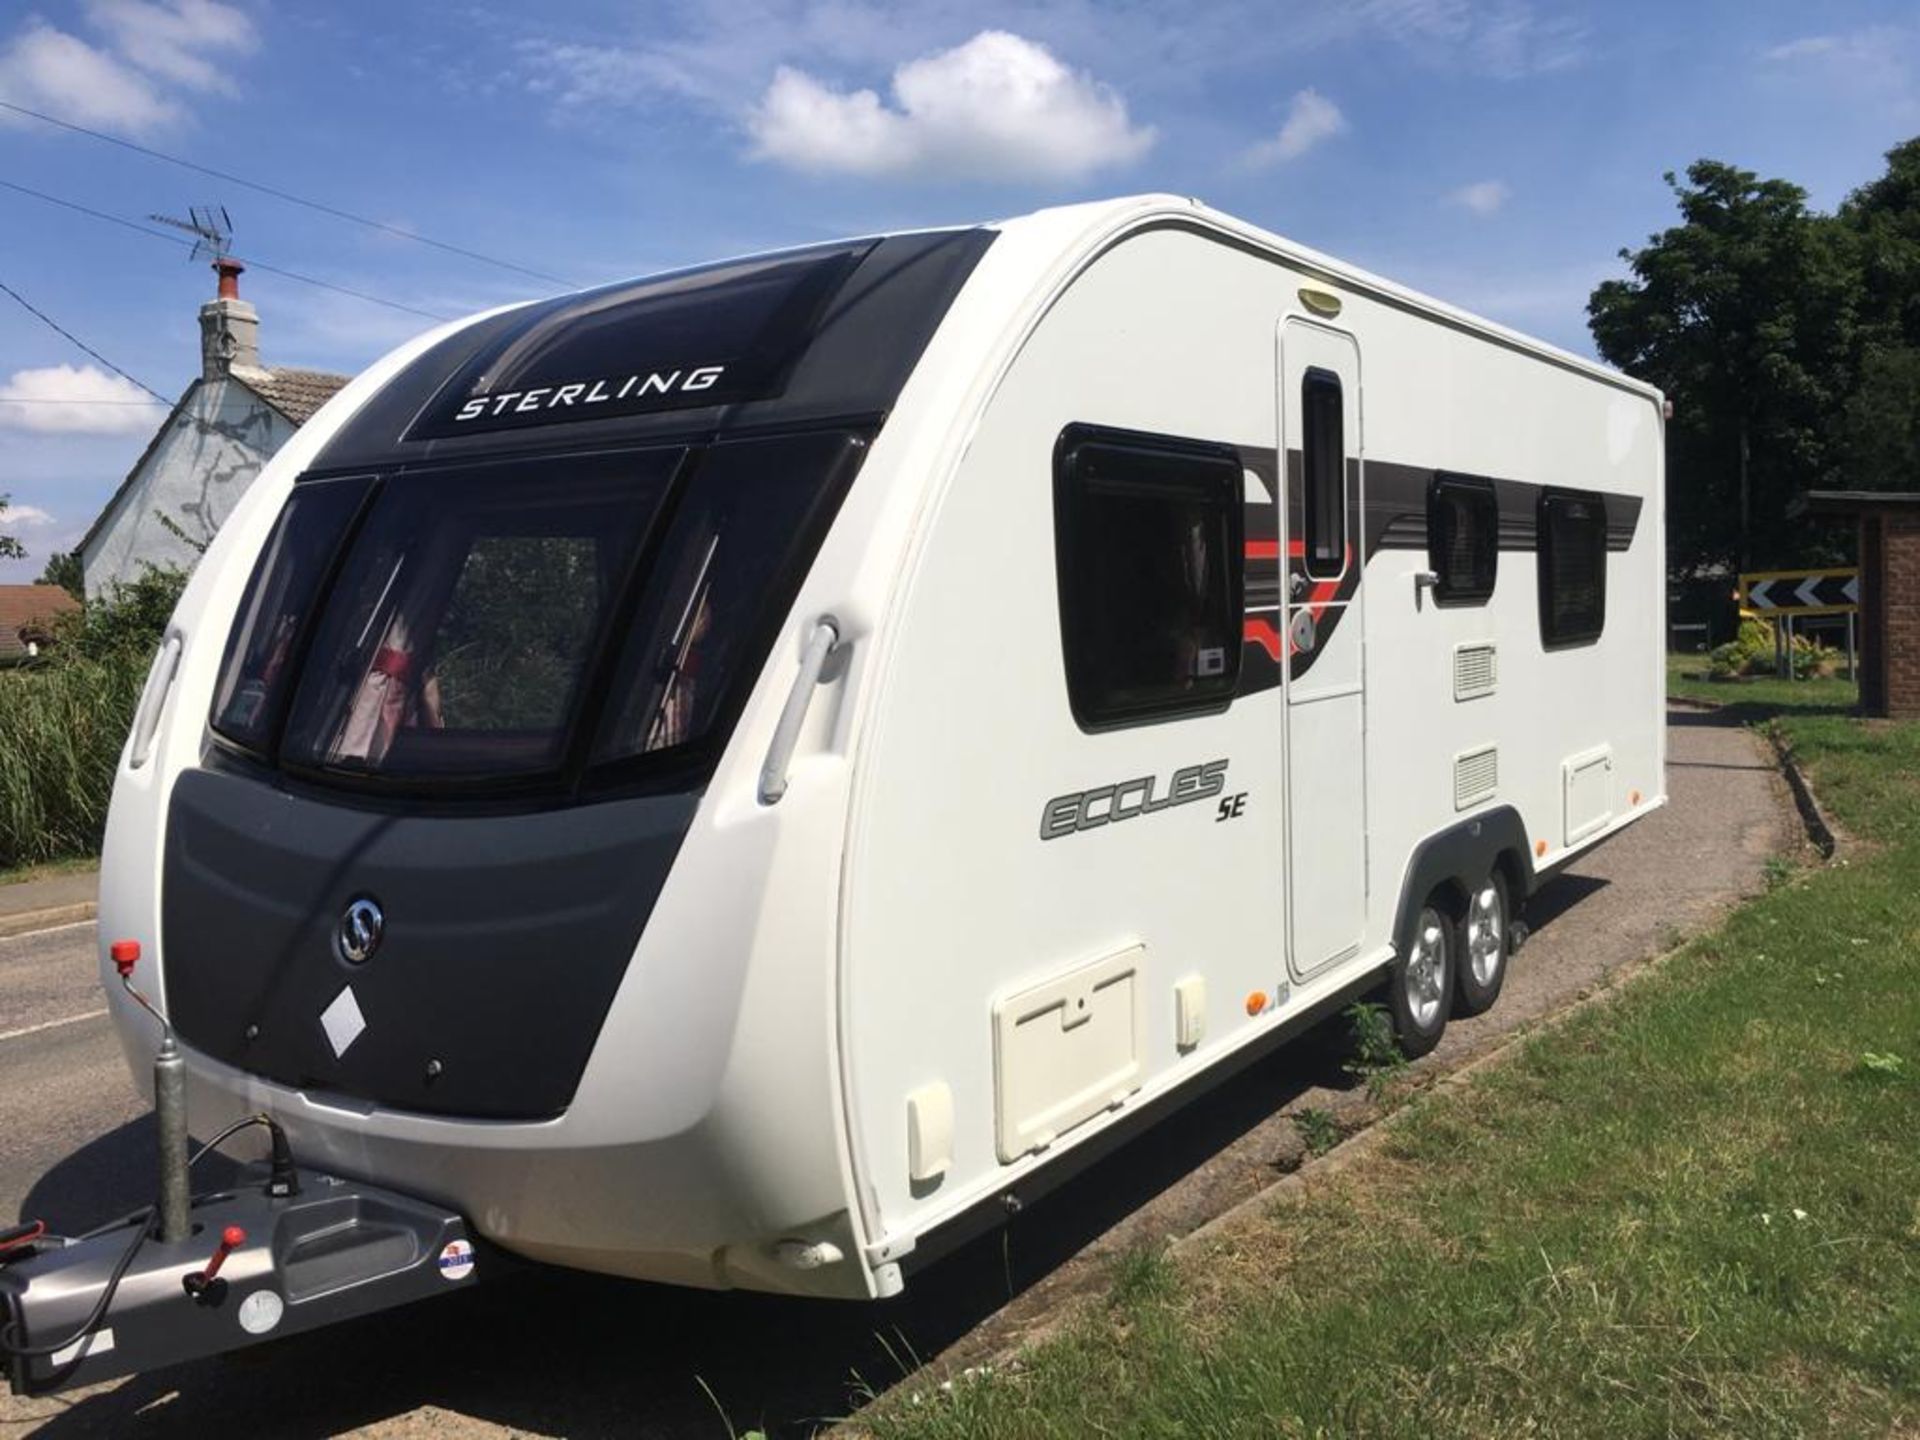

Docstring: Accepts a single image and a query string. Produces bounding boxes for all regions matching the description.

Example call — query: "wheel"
[1388,900,1453,1058]
[1454,871,1510,1017]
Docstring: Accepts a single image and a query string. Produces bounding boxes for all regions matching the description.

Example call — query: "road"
[0,709,1789,1437]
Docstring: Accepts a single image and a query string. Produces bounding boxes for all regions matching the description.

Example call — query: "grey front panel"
[162,767,697,1120]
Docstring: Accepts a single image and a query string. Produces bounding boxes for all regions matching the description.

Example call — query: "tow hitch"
[1,942,481,1397]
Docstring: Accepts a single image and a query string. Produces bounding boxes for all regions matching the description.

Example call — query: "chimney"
[199,257,262,380]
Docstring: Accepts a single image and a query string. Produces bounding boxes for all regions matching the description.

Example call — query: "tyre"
[1387,899,1453,1058]
[1454,870,1510,1017]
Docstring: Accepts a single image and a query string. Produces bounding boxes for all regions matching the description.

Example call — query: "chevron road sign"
[1740,568,1860,616]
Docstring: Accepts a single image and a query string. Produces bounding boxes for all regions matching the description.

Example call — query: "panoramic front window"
[211,433,870,792]
[277,450,681,782]
[1054,425,1244,731]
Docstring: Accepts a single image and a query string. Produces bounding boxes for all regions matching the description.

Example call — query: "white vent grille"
[1454,745,1498,810]
[1454,642,1498,701]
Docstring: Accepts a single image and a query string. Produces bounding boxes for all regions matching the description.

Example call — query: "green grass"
[0,654,147,870]
[861,705,1920,1438]
[0,853,98,888]
[1667,652,1858,714]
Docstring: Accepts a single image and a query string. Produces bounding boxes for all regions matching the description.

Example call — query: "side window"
[1428,473,1498,605]
[1538,489,1607,646]
[1301,368,1345,579]
[1054,425,1244,731]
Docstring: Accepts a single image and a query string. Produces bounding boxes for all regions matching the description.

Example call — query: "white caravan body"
[99,196,1665,1300]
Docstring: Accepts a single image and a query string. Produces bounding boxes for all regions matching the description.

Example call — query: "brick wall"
[1885,513,1920,718]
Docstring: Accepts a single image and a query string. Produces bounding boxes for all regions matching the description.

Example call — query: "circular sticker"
[437,1238,475,1282]
[237,1289,285,1335]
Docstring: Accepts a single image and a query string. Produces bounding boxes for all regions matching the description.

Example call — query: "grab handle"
[759,619,840,805]
[128,632,183,770]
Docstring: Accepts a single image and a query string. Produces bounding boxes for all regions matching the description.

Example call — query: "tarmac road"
[0,708,1789,1438]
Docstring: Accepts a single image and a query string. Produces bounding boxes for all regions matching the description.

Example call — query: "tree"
[1589,161,1861,577]
[36,550,84,601]
[1833,139,1920,492]
[0,494,24,564]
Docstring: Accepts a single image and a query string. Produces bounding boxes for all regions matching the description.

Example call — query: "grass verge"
[1667,652,1858,715]
[859,708,1919,1438]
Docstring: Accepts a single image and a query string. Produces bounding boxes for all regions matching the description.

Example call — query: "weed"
[1108,1243,1175,1309]
[1859,1051,1906,1078]
[1763,853,1797,890]
[1343,1001,1407,1101]
[1295,1106,1341,1156]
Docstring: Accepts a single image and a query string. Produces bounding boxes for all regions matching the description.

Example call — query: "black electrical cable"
[0,1113,294,1362]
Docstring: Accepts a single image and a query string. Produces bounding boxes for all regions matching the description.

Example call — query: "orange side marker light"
[1534,839,1548,858]
[1630,789,1642,806]
[1245,990,1267,1017]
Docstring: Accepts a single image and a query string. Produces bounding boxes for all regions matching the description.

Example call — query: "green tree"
[0,494,25,564]
[1833,139,1920,492]
[1589,161,1861,577]
[36,550,84,601]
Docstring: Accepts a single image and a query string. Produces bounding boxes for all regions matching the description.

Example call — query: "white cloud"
[0,1,255,137]
[1762,26,1913,100]
[745,30,1154,181]
[1243,88,1347,168]
[0,366,168,435]
[85,0,256,94]
[1448,179,1511,215]
[0,20,178,134]
[2,503,56,529]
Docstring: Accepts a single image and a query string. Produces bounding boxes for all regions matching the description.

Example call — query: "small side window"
[1301,368,1346,580]
[1054,425,1244,731]
[1428,473,1498,605]
[1538,489,1607,646]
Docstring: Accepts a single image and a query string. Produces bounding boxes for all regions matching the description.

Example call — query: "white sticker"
[237,1290,284,1335]
[437,1238,475,1281]
[49,1326,113,1368]
[320,985,367,1059]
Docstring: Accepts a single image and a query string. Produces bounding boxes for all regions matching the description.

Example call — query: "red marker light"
[110,939,141,977]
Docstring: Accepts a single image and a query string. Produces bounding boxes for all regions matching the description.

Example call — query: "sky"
[0,0,1916,583]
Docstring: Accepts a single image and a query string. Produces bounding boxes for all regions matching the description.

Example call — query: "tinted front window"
[211,475,373,753]
[593,431,868,764]
[279,451,680,781]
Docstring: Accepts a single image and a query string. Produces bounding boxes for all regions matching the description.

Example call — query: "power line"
[0,277,170,402]
[0,178,454,322]
[0,97,574,287]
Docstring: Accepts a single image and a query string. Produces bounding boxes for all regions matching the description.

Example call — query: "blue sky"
[0,0,1915,582]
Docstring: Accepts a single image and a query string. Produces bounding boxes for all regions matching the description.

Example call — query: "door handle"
[1289,572,1309,600]
[759,618,841,804]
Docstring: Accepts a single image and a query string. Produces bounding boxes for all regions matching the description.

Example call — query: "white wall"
[80,378,295,598]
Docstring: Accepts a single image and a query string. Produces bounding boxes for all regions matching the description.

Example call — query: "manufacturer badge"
[337,897,384,964]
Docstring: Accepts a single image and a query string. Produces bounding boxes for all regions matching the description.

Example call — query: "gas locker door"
[1279,318,1367,980]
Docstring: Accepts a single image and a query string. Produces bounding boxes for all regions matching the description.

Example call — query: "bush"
[0,569,187,869]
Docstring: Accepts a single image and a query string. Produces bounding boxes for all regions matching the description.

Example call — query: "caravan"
[8,195,1664,1391]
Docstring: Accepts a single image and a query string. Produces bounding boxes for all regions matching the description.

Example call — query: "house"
[77,259,350,598]
[0,584,80,665]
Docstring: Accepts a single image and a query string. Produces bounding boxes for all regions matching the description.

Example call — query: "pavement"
[0,708,1791,1438]
[0,870,97,940]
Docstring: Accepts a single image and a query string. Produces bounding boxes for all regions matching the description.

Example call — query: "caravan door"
[1279,318,1367,979]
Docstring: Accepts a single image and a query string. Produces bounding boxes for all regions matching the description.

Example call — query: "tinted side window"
[1539,490,1607,646]
[1428,473,1498,605]
[1054,426,1244,731]
[1301,369,1345,579]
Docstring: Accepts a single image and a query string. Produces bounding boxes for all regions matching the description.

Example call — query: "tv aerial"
[148,204,233,264]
